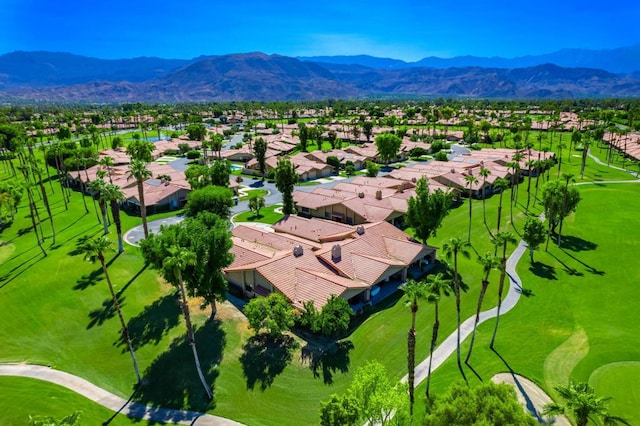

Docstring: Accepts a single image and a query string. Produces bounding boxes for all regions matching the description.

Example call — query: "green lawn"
[0,377,143,425]
[2,147,639,425]
[232,205,284,225]
[239,189,268,201]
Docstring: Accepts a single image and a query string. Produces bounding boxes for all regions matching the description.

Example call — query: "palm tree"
[126,160,152,239]
[81,236,141,383]
[99,156,115,184]
[557,173,575,247]
[489,231,517,349]
[464,172,478,243]
[88,178,109,235]
[399,278,428,414]
[442,237,471,382]
[525,159,535,212]
[479,165,491,228]
[543,381,630,426]
[465,252,499,364]
[494,178,510,233]
[103,183,126,253]
[163,246,213,400]
[425,273,450,399]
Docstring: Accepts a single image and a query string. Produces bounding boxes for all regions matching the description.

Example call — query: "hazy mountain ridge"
[1,51,640,102]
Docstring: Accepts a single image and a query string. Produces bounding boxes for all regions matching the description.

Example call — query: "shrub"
[185,150,201,159]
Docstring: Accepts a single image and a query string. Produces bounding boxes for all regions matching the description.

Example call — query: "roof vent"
[375,190,382,200]
[331,244,341,261]
[411,177,417,183]
[451,168,456,173]
[358,192,365,198]
[293,245,303,257]
[356,225,365,235]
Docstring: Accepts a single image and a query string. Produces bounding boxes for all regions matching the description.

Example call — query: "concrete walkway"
[405,239,528,387]
[492,373,570,425]
[0,364,243,425]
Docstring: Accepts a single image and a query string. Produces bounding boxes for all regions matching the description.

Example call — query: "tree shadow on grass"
[240,333,298,391]
[117,293,181,351]
[133,320,225,415]
[559,235,598,252]
[529,261,557,280]
[548,252,583,277]
[74,266,104,290]
[68,234,93,257]
[87,296,125,329]
[560,248,605,276]
[301,340,354,385]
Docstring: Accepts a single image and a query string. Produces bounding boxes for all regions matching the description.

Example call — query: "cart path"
[0,363,243,425]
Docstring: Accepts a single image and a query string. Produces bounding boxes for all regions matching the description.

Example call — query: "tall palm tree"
[525,159,535,213]
[126,160,152,239]
[88,178,109,235]
[425,273,450,399]
[399,278,428,414]
[543,381,630,426]
[464,172,478,243]
[81,236,141,384]
[442,237,471,382]
[465,252,500,364]
[99,156,115,184]
[494,178,510,233]
[163,246,213,400]
[489,231,517,349]
[479,166,491,228]
[557,173,575,247]
[103,183,126,253]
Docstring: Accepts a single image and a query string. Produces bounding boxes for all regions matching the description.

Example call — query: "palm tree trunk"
[497,192,504,233]
[466,279,489,364]
[26,187,47,257]
[100,201,109,235]
[110,201,124,253]
[468,189,473,243]
[407,327,416,415]
[177,275,213,400]
[137,179,149,238]
[490,246,508,349]
[426,303,439,399]
[99,254,141,384]
[454,254,467,382]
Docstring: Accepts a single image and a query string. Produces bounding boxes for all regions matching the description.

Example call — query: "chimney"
[331,244,341,261]
[356,225,365,235]
[293,245,303,257]
[375,190,382,200]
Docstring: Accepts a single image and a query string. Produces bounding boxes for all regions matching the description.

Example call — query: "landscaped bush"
[185,150,201,159]
[178,143,190,154]
[434,151,449,161]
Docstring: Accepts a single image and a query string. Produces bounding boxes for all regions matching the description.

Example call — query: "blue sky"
[2,0,639,61]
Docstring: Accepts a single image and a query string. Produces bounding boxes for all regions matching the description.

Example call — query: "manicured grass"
[232,205,284,225]
[0,377,143,425]
[3,147,639,425]
[239,189,268,201]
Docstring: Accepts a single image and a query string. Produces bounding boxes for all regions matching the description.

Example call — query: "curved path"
[492,373,570,425]
[0,364,243,425]
[404,238,528,387]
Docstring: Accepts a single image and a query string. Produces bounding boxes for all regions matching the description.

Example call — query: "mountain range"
[1,47,640,102]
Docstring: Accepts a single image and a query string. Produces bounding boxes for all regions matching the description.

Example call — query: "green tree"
[466,252,499,364]
[248,194,265,217]
[126,160,152,238]
[425,273,450,399]
[244,292,295,336]
[298,123,309,151]
[186,123,207,141]
[81,236,141,383]
[318,294,352,337]
[274,157,298,215]
[126,139,155,162]
[399,278,428,414]
[406,177,452,245]
[141,212,234,319]
[523,217,546,263]
[424,381,536,425]
[442,237,471,382]
[544,381,630,426]
[362,121,374,143]
[103,183,127,253]
[479,166,491,229]
[541,179,581,250]
[375,133,402,164]
[209,159,231,187]
[88,178,109,235]
[365,161,379,177]
[184,185,234,218]
[29,411,81,426]
[253,137,268,178]
[490,231,517,349]
[320,393,360,426]
[326,156,341,173]
[464,172,479,243]
[162,246,212,400]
